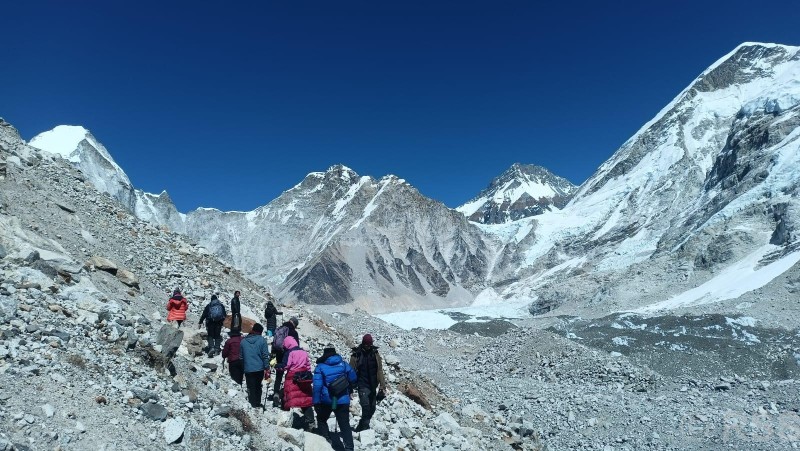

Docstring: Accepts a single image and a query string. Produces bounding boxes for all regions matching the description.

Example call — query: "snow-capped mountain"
[30,126,133,203]
[28,126,186,232]
[181,165,495,311]
[457,163,576,224]
[488,42,800,315]
[25,125,495,310]
[21,42,800,317]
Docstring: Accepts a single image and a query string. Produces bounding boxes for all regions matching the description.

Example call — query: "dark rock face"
[770,203,793,245]
[696,45,791,92]
[288,252,354,305]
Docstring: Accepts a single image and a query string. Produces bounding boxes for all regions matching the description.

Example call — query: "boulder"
[163,417,186,444]
[304,431,334,450]
[156,324,184,362]
[400,382,431,409]
[116,268,139,288]
[0,295,18,323]
[85,256,118,274]
[140,402,168,421]
[277,427,304,447]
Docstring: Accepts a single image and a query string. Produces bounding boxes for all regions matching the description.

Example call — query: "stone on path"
[163,417,186,444]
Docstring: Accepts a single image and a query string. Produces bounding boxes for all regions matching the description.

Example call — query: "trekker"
[264,300,282,337]
[199,294,226,357]
[221,328,244,385]
[279,336,314,431]
[271,317,300,405]
[239,323,270,409]
[314,345,358,451]
[230,290,242,331]
[166,289,188,328]
[350,333,386,432]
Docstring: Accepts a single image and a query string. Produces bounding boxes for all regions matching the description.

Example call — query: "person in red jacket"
[166,289,188,328]
[221,328,244,385]
[280,336,315,431]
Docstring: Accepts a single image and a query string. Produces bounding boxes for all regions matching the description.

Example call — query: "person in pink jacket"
[166,289,188,328]
[279,336,315,430]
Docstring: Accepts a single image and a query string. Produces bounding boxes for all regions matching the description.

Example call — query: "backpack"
[273,325,290,351]
[209,300,225,322]
[292,370,313,388]
[327,373,350,398]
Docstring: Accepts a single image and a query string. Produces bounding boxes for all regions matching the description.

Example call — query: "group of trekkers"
[166,289,386,450]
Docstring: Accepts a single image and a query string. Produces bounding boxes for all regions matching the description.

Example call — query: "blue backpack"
[209,300,225,322]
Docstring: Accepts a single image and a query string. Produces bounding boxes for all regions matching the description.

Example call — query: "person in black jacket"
[350,334,386,432]
[199,295,226,358]
[264,300,282,337]
[230,291,242,331]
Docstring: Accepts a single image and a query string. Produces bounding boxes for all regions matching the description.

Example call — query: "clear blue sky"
[2,1,798,211]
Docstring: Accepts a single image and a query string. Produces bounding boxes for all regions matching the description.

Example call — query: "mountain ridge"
[19,41,800,316]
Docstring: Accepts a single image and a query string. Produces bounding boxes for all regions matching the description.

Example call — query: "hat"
[361,334,373,346]
[251,323,264,334]
[323,344,336,354]
[229,328,241,337]
[211,294,218,301]
[290,317,299,328]
[173,288,181,295]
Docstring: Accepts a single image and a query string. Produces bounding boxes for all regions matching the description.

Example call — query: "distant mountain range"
[23,42,800,315]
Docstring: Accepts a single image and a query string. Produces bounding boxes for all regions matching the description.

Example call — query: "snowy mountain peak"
[457,163,576,224]
[30,125,104,163]
[29,125,132,192]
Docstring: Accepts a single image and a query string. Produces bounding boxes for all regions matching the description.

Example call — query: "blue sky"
[2,1,798,211]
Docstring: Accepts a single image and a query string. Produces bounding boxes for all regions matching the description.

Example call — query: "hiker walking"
[314,345,358,451]
[166,289,188,328]
[239,323,270,409]
[221,328,244,385]
[264,300,282,337]
[199,294,226,357]
[279,336,315,431]
[350,334,386,432]
[270,317,300,406]
[230,290,242,331]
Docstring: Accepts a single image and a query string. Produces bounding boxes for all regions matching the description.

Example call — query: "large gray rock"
[140,402,168,421]
[0,295,18,323]
[116,268,139,288]
[155,324,184,362]
[277,427,304,447]
[304,431,334,450]
[85,256,118,274]
[163,417,186,444]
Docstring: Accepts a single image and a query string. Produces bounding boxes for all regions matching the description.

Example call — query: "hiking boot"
[354,423,370,432]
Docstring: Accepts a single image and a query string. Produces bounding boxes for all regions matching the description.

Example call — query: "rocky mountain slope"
[483,42,800,320]
[0,119,519,450]
[456,163,576,224]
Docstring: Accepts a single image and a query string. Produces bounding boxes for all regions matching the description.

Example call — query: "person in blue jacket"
[313,346,358,451]
[239,323,270,409]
